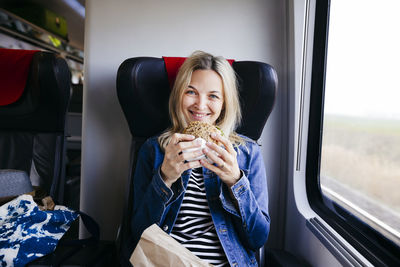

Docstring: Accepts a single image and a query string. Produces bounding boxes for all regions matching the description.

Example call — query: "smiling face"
[181,69,224,125]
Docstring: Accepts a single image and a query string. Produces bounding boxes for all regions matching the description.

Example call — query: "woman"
[130,51,270,266]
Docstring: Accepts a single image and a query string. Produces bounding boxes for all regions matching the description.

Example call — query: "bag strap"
[59,211,100,246]
[49,211,101,266]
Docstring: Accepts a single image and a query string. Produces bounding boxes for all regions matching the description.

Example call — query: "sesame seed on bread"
[183,121,222,145]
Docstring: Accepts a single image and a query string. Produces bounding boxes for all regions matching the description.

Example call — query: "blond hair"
[158,51,245,150]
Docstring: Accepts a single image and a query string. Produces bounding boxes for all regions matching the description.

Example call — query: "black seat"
[116,56,278,266]
[0,48,119,267]
[0,48,70,204]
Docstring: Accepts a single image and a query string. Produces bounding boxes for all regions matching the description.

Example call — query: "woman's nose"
[195,96,207,110]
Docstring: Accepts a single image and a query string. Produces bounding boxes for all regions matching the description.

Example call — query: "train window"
[307,0,400,265]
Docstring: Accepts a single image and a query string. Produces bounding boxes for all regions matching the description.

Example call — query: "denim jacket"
[130,135,270,266]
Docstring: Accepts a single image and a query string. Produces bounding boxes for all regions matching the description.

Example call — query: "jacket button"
[163,225,168,231]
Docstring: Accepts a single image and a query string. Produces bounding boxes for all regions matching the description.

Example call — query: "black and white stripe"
[170,168,229,266]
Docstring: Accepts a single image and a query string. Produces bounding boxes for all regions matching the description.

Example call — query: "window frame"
[305,0,400,265]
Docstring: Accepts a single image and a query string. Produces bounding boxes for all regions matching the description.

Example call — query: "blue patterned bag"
[0,194,78,267]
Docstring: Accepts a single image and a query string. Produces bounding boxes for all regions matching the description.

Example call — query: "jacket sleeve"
[130,140,179,247]
[219,142,271,250]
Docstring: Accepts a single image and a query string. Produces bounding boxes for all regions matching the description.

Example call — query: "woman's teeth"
[191,112,208,118]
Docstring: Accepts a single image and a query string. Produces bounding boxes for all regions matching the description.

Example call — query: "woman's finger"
[205,141,229,160]
[183,160,202,170]
[176,138,203,151]
[170,133,195,145]
[200,158,222,175]
[167,135,198,157]
[203,147,225,167]
[180,149,205,162]
[211,132,236,155]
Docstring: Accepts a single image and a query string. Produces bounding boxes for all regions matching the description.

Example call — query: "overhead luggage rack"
[0,7,83,64]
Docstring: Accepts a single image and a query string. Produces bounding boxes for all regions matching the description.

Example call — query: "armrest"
[0,169,32,198]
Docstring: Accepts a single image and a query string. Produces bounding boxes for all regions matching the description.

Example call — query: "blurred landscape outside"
[319,0,400,245]
[320,115,400,244]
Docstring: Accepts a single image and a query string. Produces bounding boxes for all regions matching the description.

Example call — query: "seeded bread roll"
[183,121,222,145]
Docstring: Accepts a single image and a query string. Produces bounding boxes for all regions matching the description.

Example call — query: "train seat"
[0,48,118,266]
[116,56,277,266]
[0,48,71,205]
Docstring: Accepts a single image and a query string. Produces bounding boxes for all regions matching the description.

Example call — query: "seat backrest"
[0,48,71,204]
[116,56,277,264]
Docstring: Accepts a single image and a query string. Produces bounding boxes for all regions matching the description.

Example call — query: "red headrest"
[163,56,234,89]
[0,48,39,106]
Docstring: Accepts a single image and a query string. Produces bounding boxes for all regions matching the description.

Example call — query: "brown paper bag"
[130,224,214,267]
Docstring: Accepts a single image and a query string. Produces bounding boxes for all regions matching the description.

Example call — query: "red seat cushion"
[0,48,38,106]
[163,56,234,89]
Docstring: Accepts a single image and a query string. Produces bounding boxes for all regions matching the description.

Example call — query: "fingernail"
[203,147,209,153]
[211,133,216,138]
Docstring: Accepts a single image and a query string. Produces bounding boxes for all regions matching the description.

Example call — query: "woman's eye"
[210,94,219,99]
[186,90,196,95]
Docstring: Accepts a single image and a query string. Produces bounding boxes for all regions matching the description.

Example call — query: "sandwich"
[182,121,223,162]
[183,121,223,146]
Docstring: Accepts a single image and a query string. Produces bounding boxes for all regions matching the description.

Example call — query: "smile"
[190,111,210,119]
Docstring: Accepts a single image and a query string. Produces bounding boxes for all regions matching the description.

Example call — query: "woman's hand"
[161,133,203,188]
[200,132,241,187]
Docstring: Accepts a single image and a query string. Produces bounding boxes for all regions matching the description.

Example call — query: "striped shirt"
[170,168,229,266]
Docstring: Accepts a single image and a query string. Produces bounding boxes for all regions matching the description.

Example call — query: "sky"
[324,0,400,120]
